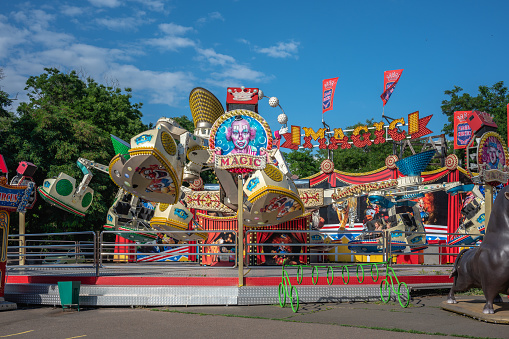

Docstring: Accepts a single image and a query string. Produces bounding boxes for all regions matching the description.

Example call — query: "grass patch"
[456,288,484,296]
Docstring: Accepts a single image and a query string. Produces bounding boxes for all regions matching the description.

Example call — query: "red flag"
[381,69,403,106]
[322,77,339,114]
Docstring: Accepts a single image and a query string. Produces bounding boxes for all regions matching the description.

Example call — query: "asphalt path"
[1,295,507,339]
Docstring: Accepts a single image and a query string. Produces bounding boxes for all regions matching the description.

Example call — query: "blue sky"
[1,0,507,139]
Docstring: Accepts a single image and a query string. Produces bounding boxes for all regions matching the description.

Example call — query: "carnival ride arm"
[74,158,110,199]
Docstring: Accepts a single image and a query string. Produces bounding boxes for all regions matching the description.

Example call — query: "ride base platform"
[442,299,509,324]
[5,264,453,307]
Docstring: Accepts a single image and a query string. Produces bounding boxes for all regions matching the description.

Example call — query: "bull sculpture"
[447,185,509,314]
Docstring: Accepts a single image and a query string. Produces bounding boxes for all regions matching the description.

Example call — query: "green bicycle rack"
[279,259,410,312]
[278,265,299,312]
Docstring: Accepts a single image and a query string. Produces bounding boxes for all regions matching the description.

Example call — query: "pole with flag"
[322,77,339,121]
[381,69,403,116]
[322,77,339,161]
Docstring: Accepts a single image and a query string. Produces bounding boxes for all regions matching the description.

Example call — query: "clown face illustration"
[136,165,170,180]
[226,116,257,154]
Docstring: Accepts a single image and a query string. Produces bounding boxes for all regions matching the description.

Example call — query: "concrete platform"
[441,298,509,324]
[4,264,454,307]
[0,298,17,311]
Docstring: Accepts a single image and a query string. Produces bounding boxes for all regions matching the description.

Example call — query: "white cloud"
[0,5,271,114]
[88,0,121,8]
[110,64,195,106]
[0,18,30,60]
[146,36,195,50]
[197,11,224,24]
[196,48,235,66]
[6,9,72,50]
[12,9,55,32]
[95,16,148,31]
[257,41,300,58]
[32,30,75,49]
[212,64,266,82]
[61,5,85,16]
[129,0,166,12]
[159,23,193,36]
[237,38,250,45]
[195,48,270,87]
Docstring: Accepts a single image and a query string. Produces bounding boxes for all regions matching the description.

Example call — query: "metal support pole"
[484,184,493,231]
[19,212,25,265]
[237,175,244,287]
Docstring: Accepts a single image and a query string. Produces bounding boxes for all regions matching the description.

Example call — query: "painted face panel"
[212,113,268,156]
[230,120,252,150]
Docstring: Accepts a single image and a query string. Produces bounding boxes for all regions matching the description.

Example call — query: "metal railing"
[99,230,238,268]
[245,228,481,267]
[7,231,96,267]
[6,228,481,276]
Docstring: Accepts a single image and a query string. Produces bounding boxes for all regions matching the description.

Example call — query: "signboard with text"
[454,111,473,149]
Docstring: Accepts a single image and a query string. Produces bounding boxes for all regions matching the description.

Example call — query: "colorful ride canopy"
[109,118,187,205]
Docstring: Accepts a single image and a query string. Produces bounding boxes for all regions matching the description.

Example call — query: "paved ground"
[1,294,507,339]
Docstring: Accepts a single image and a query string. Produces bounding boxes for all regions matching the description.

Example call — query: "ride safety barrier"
[6,228,480,274]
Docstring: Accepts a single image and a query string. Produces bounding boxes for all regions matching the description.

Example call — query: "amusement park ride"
[1,82,508,312]
[2,86,508,273]
[30,87,507,253]
[33,87,509,255]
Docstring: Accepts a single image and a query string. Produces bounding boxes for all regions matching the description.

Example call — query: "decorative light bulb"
[269,96,279,107]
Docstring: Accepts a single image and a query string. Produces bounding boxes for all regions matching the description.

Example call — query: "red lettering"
[328,137,339,150]
[303,136,313,148]
[280,132,299,150]
[351,132,372,148]
[317,138,328,149]
[388,128,406,142]
[373,130,386,144]
[338,136,351,149]
[220,158,230,167]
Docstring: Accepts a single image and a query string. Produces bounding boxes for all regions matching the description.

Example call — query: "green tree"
[326,119,394,173]
[0,69,13,119]
[284,149,321,178]
[0,69,14,136]
[2,68,148,234]
[173,115,195,133]
[441,82,509,139]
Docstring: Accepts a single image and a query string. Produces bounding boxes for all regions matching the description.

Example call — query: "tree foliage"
[1,68,148,234]
[0,69,13,119]
[441,82,509,139]
[325,119,394,173]
[173,115,195,133]
[283,149,321,179]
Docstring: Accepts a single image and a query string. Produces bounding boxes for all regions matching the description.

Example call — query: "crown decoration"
[189,87,225,129]
[385,71,401,81]
[228,87,258,102]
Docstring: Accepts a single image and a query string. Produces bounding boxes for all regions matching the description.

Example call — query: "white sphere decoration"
[277,113,288,125]
[269,96,279,107]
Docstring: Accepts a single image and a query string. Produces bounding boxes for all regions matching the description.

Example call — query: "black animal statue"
[447,185,509,314]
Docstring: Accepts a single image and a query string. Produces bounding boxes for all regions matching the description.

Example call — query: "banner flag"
[381,69,403,106]
[322,77,339,114]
